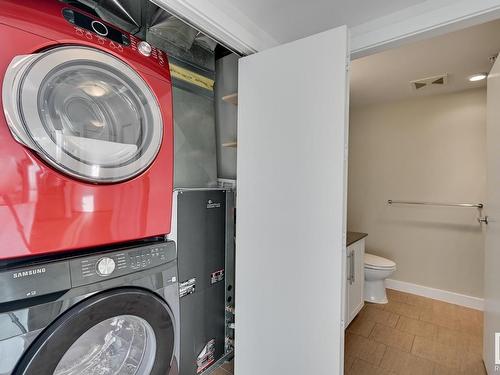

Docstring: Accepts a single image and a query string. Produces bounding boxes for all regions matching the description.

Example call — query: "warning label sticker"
[179,278,196,298]
[210,269,224,285]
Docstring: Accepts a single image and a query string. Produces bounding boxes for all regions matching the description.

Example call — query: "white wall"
[348,88,486,298]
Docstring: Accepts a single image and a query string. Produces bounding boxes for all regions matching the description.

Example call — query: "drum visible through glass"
[53,315,157,375]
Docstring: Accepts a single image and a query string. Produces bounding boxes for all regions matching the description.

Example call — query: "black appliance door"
[14,288,175,375]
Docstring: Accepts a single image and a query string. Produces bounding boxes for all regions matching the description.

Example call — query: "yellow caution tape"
[169,64,214,91]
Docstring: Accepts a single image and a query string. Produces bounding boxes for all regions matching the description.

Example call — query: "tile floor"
[209,290,483,375]
[211,360,234,375]
[345,289,485,375]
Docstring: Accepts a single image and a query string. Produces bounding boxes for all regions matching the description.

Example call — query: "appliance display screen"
[62,8,130,46]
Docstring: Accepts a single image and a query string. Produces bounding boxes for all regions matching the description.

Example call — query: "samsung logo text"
[12,268,46,279]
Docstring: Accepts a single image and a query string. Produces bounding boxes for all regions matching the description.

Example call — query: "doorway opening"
[345,18,500,375]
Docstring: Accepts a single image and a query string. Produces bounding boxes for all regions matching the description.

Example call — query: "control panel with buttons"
[61,8,168,69]
[70,241,176,287]
[62,8,130,46]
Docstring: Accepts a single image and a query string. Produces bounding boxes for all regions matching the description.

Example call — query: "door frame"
[153,0,500,57]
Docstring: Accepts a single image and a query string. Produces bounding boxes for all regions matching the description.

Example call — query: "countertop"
[346,232,367,247]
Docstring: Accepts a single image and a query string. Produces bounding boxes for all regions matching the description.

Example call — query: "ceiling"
[350,19,500,108]
[211,0,427,44]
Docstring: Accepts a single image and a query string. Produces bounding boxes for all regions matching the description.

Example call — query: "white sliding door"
[235,26,350,375]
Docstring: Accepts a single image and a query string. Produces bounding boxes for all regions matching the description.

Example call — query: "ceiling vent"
[410,74,448,91]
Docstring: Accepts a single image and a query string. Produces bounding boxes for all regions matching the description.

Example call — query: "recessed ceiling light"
[469,73,487,82]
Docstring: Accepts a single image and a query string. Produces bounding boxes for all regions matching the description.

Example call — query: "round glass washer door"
[2,46,163,183]
[53,315,156,375]
[13,288,175,375]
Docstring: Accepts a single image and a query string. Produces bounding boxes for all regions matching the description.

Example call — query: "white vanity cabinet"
[345,236,366,327]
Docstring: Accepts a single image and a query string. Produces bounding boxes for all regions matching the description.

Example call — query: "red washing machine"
[0,0,173,260]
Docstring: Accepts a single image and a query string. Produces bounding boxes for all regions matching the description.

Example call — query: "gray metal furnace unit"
[167,189,235,375]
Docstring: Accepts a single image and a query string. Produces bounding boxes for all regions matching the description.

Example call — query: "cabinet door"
[236,26,349,375]
[348,239,365,325]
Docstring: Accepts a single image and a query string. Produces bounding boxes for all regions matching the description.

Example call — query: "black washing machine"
[0,240,180,375]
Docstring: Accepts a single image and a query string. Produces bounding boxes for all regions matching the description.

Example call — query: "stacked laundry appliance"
[0,0,236,373]
[0,0,180,373]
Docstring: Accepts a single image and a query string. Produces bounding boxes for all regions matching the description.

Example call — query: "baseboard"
[385,279,484,311]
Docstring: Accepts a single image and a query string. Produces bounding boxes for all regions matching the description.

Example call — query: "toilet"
[364,253,396,304]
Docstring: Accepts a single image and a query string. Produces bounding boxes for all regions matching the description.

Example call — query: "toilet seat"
[364,253,396,270]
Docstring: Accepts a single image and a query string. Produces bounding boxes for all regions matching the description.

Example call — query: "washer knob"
[138,41,152,57]
[96,257,116,276]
